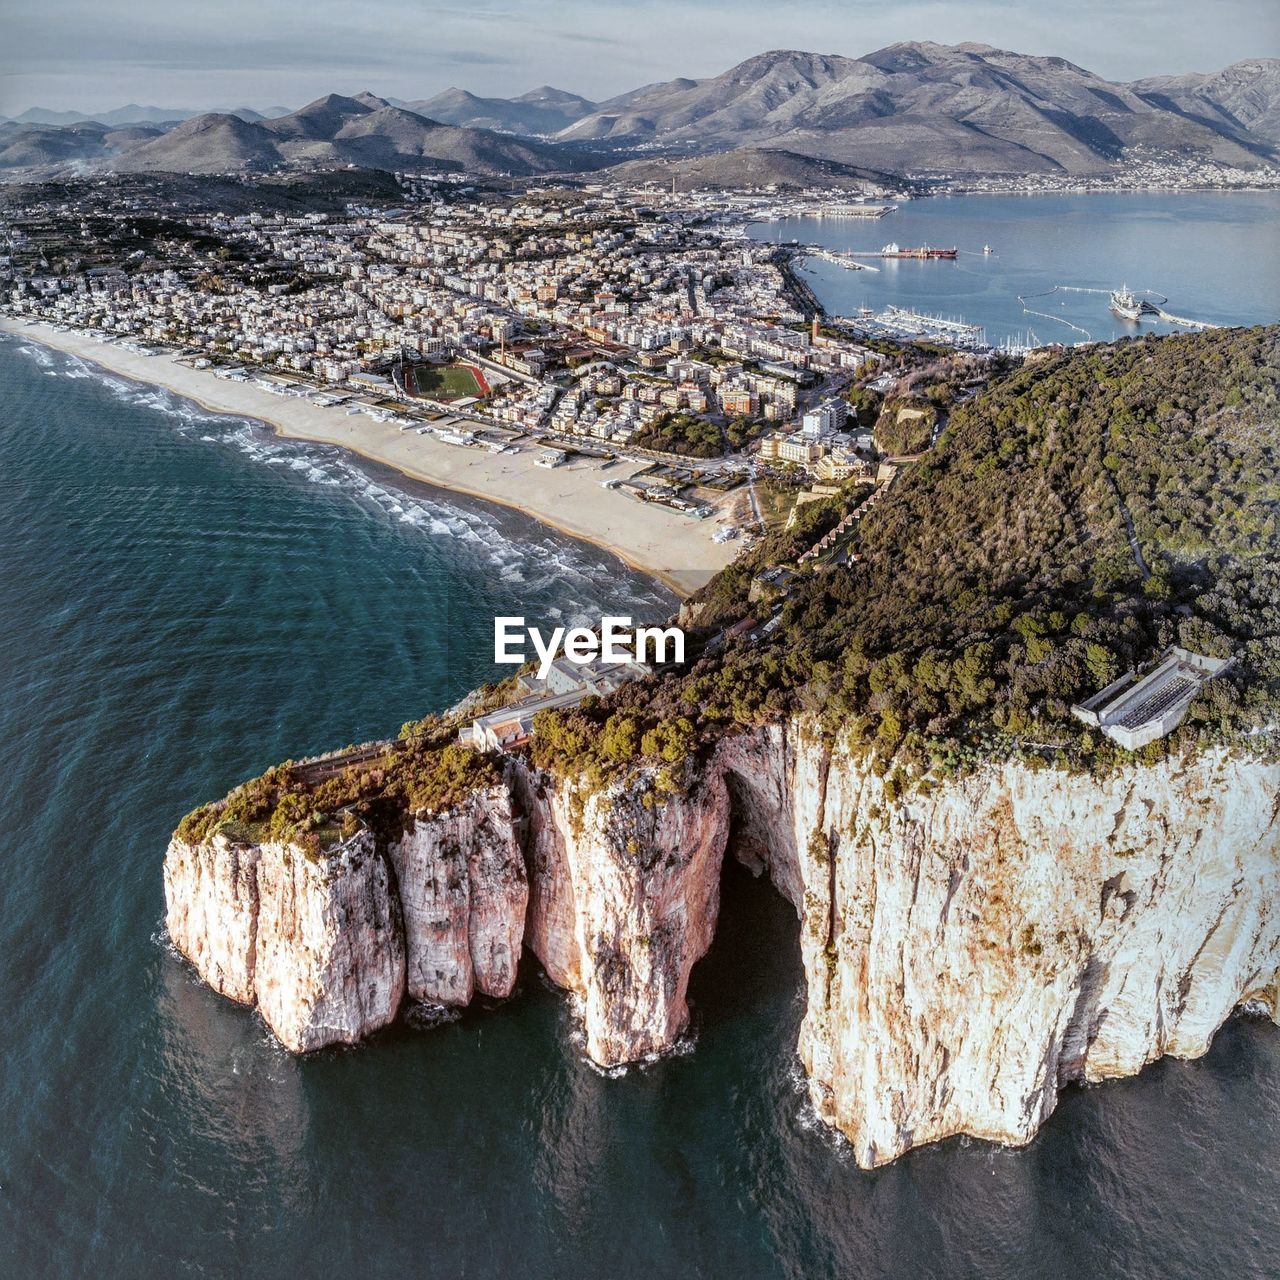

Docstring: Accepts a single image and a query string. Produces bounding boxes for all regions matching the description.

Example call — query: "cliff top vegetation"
[175,325,1280,844]
[175,719,501,854]
[538,325,1280,782]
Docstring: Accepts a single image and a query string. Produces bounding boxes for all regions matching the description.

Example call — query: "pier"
[799,247,879,273]
[1018,284,1219,336]
[802,204,897,219]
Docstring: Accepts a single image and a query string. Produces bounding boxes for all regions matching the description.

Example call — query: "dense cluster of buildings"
[2,183,882,468]
[955,149,1280,195]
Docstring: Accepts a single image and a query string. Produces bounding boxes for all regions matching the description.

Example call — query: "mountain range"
[3,43,1277,182]
[0,93,593,178]
[558,44,1279,174]
[401,86,597,137]
[4,104,294,127]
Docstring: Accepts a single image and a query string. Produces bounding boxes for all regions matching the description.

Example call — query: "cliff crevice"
[164,720,1280,1167]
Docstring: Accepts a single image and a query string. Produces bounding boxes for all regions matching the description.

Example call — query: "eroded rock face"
[717,725,1280,1167]
[164,834,261,1005]
[388,788,527,1005]
[251,833,405,1052]
[517,762,730,1064]
[163,799,525,1052]
[164,725,1280,1167]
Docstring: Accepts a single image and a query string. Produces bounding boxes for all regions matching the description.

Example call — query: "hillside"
[119,113,290,172]
[160,328,1280,1169]
[106,95,588,176]
[3,103,291,127]
[0,168,406,217]
[1133,59,1280,148]
[601,147,896,190]
[635,326,1280,772]
[407,85,596,136]
[562,44,1278,174]
[0,120,167,169]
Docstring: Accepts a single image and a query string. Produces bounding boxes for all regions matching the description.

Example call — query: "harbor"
[837,304,988,348]
[1015,284,1221,341]
[746,189,1278,348]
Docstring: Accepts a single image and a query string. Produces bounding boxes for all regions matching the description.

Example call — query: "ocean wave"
[12,339,55,368]
[22,340,673,620]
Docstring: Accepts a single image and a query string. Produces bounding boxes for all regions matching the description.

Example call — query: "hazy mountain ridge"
[405,85,597,136]
[95,94,594,177]
[4,45,1278,181]
[560,44,1279,174]
[4,104,293,127]
[0,120,168,170]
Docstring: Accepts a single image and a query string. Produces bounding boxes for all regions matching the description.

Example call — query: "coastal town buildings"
[2,180,888,483]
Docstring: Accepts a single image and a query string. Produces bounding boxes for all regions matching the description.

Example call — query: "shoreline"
[933,184,1280,197]
[0,319,739,598]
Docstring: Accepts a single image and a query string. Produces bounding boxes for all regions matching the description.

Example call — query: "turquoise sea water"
[1,289,1278,1276]
[755,190,1280,345]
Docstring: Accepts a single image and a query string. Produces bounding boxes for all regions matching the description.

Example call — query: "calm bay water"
[754,190,1280,345]
[1,298,1278,1279]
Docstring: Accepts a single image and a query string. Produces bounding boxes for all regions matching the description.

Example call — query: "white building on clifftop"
[1072,646,1234,751]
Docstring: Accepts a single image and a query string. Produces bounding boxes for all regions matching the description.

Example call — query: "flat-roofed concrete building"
[1071,646,1234,750]
[463,655,653,753]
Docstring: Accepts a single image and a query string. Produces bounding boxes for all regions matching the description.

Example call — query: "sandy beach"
[1,318,739,596]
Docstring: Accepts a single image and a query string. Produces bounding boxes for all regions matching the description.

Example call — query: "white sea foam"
[23,341,673,621]
[14,340,55,368]
[786,1056,855,1161]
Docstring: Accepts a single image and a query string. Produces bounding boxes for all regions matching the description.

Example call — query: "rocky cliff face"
[164,723,1280,1166]
[387,785,526,1005]
[165,829,405,1052]
[714,723,1280,1166]
[252,832,405,1053]
[516,763,729,1063]
[164,787,523,1052]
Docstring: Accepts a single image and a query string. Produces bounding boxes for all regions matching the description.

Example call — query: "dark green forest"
[179,326,1280,846]
[542,325,1280,782]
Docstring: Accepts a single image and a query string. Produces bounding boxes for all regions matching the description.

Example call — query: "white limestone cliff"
[251,831,405,1052]
[164,833,261,1006]
[517,763,730,1063]
[164,722,1280,1166]
[164,829,406,1052]
[164,792,525,1052]
[387,786,527,1005]
[714,722,1280,1166]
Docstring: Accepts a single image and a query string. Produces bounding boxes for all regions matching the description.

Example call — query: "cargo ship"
[1109,285,1157,321]
[879,242,958,259]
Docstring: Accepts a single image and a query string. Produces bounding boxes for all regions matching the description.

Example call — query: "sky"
[3,0,1278,114]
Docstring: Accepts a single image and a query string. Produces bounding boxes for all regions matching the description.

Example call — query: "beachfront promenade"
[1,320,737,597]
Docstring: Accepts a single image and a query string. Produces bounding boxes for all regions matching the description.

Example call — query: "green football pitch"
[411,363,487,400]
